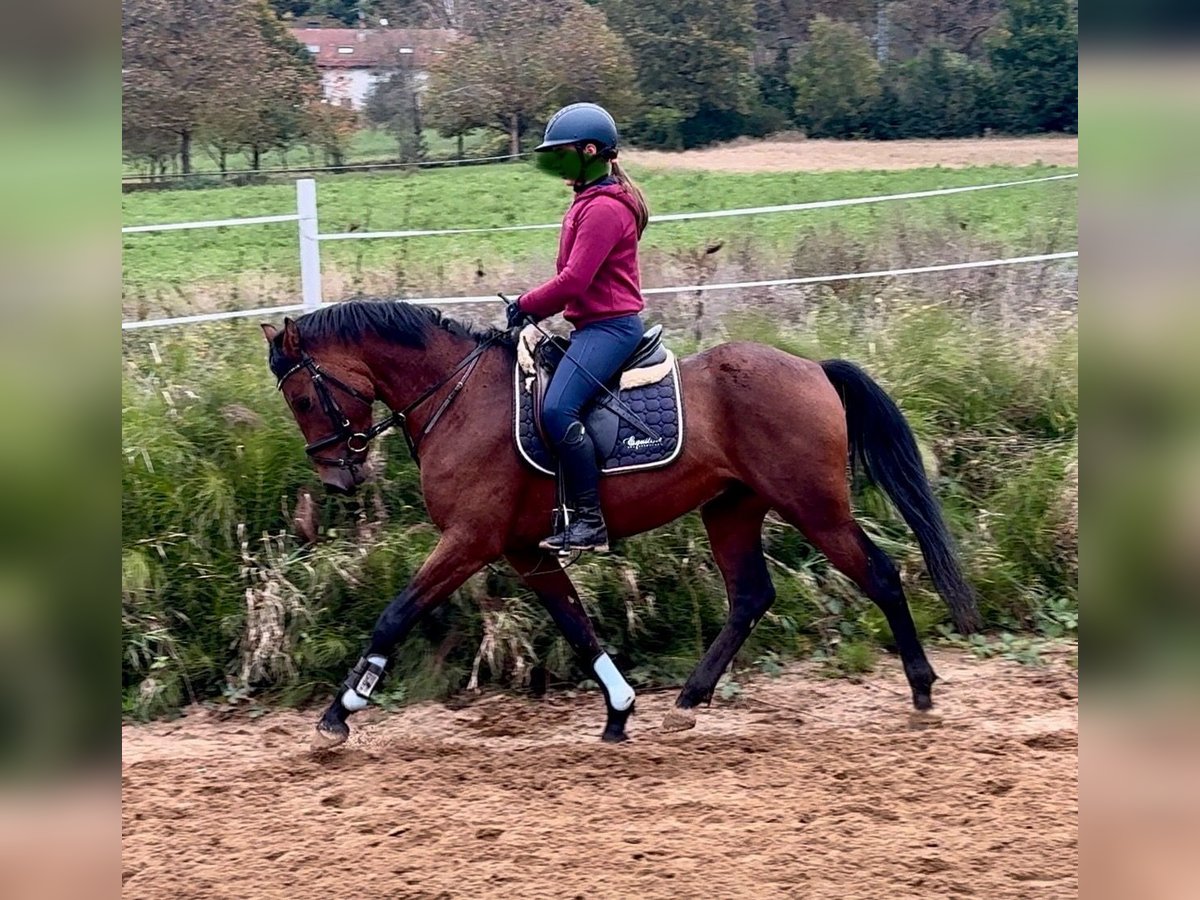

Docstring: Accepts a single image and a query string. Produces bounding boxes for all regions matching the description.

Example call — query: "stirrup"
[540,499,573,552]
[567,539,610,555]
[543,519,609,555]
[539,533,568,552]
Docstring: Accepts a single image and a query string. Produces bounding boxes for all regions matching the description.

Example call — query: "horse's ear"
[281,317,302,357]
[261,323,278,343]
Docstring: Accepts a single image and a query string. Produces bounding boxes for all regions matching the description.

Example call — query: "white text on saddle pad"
[624,434,664,450]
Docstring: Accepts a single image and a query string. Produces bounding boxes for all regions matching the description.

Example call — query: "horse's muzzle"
[320,465,364,495]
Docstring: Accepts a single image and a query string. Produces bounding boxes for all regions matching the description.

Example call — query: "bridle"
[276,334,501,471]
[275,355,388,471]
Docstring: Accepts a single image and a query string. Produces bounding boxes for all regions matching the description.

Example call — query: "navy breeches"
[542,314,644,446]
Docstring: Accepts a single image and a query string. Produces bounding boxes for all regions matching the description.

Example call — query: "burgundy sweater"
[517,181,645,328]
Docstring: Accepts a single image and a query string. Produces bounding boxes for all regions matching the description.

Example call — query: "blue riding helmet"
[535,103,620,155]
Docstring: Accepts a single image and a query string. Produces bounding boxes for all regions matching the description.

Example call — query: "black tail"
[821,359,981,633]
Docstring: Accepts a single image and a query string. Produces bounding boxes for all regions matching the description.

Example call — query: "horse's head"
[263,318,377,495]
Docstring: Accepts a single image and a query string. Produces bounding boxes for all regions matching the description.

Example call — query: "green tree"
[122,123,179,179]
[869,62,907,139]
[269,0,311,16]
[758,44,796,120]
[309,0,362,25]
[989,0,1077,132]
[424,0,637,155]
[752,0,877,45]
[198,95,257,175]
[892,44,993,137]
[604,0,757,148]
[364,68,426,162]
[790,16,881,138]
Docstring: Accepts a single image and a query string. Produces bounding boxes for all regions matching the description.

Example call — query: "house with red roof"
[290,27,459,109]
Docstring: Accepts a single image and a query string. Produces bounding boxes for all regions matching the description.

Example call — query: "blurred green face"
[534,144,608,183]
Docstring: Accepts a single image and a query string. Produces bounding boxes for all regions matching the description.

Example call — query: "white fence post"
[297,178,322,311]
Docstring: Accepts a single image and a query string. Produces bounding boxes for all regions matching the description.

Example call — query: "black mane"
[269,297,513,378]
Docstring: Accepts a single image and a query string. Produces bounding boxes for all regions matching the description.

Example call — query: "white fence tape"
[121,251,1077,331]
[317,173,1078,241]
[121,213,300,235]
[121,303,308,331]
[639,251,1079,296]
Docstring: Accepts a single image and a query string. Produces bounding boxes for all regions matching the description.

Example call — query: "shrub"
[789,17,881,138]
[895,45,994,138]
[990,0,1079,133]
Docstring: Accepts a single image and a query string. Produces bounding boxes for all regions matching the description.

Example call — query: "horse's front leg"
[314,531,490,749]
[507,550,635,742]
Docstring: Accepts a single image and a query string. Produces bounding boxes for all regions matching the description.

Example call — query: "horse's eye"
[294,396,313,414]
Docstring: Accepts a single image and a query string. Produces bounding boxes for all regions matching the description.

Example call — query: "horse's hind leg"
[507,550,635,742]
[782,501,937,711]
[663,486,774,732]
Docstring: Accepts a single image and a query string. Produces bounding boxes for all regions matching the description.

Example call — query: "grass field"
[121,161,1077,315]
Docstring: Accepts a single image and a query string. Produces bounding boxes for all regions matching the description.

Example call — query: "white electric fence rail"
[120,213,301,234]
[120,172,1078,329]
[120,251,1077,331]
[317,174,1078,241]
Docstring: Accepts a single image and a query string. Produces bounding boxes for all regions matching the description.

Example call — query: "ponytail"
[611,159,650,239]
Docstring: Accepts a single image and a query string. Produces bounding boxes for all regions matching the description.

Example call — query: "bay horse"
[262,299,980,750]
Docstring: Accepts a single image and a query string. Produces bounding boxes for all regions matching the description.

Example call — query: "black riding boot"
[541,422,609,553]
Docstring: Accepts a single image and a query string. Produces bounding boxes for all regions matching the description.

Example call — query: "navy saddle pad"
[513,340,683,476]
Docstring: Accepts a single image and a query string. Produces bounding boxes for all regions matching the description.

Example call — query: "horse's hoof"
[913,692,934,712]
[661,707,696,733]
[311,720,349,751]
[601,729,629,743]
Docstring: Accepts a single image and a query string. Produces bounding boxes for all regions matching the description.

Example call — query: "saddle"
[514,324,684,476]
[531,324,667,380]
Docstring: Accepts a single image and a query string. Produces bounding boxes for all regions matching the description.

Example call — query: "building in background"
[289,28,459,109]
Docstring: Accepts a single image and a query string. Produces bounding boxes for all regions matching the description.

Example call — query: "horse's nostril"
[324,482,356,496]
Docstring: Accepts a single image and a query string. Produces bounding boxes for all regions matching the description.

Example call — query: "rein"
[277,333,501,470]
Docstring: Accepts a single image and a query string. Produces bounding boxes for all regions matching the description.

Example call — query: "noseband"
[276,334,501,470]
[275,355,392,470]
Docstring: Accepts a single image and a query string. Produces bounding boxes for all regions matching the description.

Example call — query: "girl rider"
[506,102,651,553]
